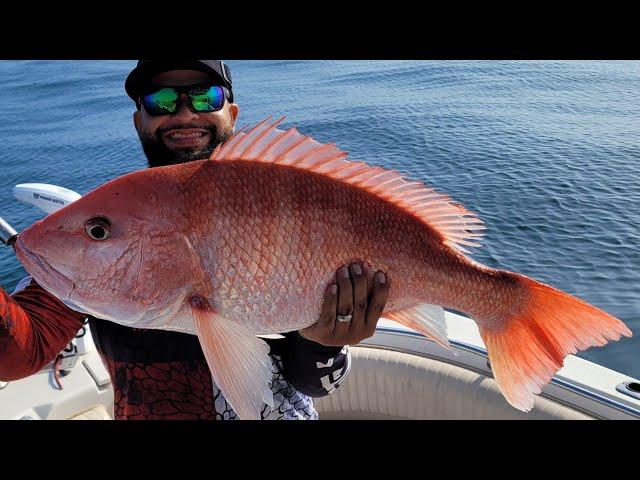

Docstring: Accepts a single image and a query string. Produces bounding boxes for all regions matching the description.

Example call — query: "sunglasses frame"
[139,83,230,116]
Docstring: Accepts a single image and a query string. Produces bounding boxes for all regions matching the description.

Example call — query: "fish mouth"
[14,236,76,301]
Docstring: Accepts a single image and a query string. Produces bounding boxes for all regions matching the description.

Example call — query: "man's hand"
[299,263,389,347]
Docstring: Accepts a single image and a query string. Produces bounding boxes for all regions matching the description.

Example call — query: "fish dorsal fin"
[210,116,485,253]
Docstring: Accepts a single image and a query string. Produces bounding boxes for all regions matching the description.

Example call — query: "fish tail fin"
[478,272,632,412]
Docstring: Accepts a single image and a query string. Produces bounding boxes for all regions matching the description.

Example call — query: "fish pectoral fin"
[189,295,275,420]
[385,304,452,351]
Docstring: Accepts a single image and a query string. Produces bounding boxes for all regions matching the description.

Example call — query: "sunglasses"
[140,84,229,116]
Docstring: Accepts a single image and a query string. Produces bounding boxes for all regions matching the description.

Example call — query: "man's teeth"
[169,132,206,140]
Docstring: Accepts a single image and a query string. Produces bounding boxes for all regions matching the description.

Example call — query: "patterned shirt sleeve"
[0,277,86,381]
[265,331,351,398]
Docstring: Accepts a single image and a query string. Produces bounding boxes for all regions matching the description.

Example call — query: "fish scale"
[179,160,473,333]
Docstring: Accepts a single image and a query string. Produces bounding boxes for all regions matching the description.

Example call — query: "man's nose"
[172,93,198,121]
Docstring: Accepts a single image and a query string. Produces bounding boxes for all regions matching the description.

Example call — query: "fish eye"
[85,217,111,241]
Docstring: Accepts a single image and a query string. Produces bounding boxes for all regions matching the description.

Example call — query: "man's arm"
[270,263,389,397]
[0,278,86,381]
[269,331,350,397]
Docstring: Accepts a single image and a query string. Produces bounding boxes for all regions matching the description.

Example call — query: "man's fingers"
[365,271,389,335]
[300,283,337,342]
[318,283,338,331]
[302,267,389,347]
[349,262,368,332]
[333,265,353,337]
[336,266,353,316]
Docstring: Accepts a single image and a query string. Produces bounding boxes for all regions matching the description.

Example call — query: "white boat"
[1,311,638,420]
[1,183,638,420]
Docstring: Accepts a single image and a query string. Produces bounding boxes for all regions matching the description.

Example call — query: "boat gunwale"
[363,324,640,419]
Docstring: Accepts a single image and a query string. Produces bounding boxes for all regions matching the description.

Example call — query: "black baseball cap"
[125,60,234,104]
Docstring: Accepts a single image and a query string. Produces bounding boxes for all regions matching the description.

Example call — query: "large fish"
[14,116,632,419]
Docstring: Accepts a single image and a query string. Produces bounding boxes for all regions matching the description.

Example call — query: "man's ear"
[228,103,239,130]
[133,110,141,134]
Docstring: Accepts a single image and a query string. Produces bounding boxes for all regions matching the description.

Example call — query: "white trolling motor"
[1,183,81,246]
[13,183,82,214]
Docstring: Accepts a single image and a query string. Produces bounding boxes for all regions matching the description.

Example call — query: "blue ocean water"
[0,60,638,377]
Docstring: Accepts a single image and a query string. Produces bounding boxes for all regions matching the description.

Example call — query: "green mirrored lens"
[144,88,179,114]
[190,86,224,112]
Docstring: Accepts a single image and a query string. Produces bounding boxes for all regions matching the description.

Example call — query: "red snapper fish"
[15,116,632,419]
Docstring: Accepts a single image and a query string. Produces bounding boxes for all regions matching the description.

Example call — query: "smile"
[162,128,210,142]
[168,132,207,140]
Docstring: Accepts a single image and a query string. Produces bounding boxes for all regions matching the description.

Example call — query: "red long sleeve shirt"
[0,280,86,380]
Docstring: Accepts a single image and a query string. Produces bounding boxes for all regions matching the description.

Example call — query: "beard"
[139,123,234,168]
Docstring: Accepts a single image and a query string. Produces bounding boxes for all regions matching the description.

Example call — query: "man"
[0,60,389,420]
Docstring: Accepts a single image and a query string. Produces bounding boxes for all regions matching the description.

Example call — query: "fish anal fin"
[385,304,452,350]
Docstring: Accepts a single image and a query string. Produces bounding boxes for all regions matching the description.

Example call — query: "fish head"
[15,167,203,326]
